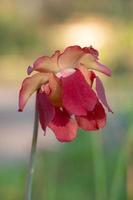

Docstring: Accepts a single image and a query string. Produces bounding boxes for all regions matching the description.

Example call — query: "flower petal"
[79,53,112,76]
[95,76,113,113]
[48,73,62,107]
[78,65,96,86]
[27,66,33,75]
[76,101,106,131]
[29,50,60,74]
[82,46,99,59]
[58,45,84,70]
[49,108,78,142]
[37,92,55,131]
[61,70,97,116]
[18,73,48,111]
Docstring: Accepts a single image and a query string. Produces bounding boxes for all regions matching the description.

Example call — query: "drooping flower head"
[18,45,113,142]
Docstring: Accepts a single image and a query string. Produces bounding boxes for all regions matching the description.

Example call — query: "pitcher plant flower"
[18,45,112,142]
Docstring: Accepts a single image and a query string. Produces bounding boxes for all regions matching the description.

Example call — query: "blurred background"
[0,0,133,199]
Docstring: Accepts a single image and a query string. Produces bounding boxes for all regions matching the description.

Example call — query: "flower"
[18,45,112,142]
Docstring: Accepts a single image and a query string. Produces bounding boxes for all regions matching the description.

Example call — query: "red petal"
[49,108,78,142]
[78,65,96,86]
[61,70,97,116]
[18,73,49,111]
[76,101,106,131]
[37,92,55,131]
[96,76,113,113]
[58,45,84,70]
[31,50,60,73]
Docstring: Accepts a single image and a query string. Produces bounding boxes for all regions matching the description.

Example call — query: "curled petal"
[61,70,97,116]
[78,65,96,86]
[18,73,48,111]
[95,76,113,113]
[79,53,112,76]
[76,101,106,131]
[58,45,84,70]
[31,50,60,73]
[48,73,62,107]
[82,46,99,59]
[37,92,55,131]
[49,108,78,142]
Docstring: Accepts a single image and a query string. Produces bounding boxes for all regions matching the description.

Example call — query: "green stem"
[25,96,39,200]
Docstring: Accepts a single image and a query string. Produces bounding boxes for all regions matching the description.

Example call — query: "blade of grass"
[90,133,107,200]
[109,147,127,200]
[110,125,133,200]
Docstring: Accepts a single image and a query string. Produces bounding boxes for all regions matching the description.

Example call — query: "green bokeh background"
[0,0,133,200]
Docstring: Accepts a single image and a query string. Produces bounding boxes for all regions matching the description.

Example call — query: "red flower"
[18,45,112,142]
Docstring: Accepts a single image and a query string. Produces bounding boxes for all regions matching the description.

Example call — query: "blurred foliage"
[0,119,132,200]
[0,20,41,55]
[0,0,133,76]
[0,163,25,200]
[0,0,133,200]
[1,107,133,200]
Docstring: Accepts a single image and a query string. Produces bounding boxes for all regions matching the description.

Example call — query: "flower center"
[56,68,76,78]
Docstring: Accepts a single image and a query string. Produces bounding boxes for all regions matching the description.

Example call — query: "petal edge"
[18,73,48,111]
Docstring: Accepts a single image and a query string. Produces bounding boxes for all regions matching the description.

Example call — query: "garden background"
[0,0,133,199]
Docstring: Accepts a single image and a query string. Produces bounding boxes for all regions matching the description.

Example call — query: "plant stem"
[25,96,39,200]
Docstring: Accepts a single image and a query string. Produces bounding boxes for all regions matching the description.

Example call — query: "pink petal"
[82,46,99,59]
[37,92,55,131]
[95,76,113,113]
[32,50,60,73]
[18,73,49,111]
[49,108,78,142]
[61,70,97,116]
[58,45,84,70]
[76,101,106,131]
[79,53,112,76]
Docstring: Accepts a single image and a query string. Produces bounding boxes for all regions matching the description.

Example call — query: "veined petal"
[79,53,112,76]
[49,108,78,142]
[18,73,48,111]
[37,92,55,131]
[76,101,106,131]
[58,45,84,70]
[95,76,113,113]
[29,50,60,74]
[61,70,97,116]
[78,65,96,86]
[48,73,62,107]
